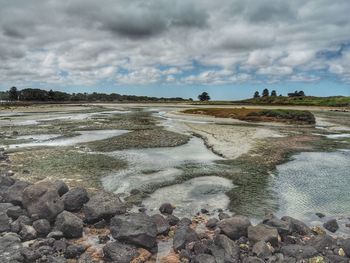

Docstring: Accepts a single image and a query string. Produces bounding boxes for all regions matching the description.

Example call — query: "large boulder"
[217,215,251,240]
[209,234,240,263]
[173,225,199,252]
[83,192,126,223]
[22,180,64,222]
[151,214,170,235]
[54,211,83,238]
[3,181,31,206]
[247,224,279,247]
[0,233,23,263]
[62,187,89,212]
[103,241,139,263]
[281,216,311,236]
[110,213,157,250]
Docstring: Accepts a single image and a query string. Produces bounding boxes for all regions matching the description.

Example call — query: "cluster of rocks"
[1,171,350,263]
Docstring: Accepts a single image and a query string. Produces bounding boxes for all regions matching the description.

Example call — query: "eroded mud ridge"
[1,177,350,263]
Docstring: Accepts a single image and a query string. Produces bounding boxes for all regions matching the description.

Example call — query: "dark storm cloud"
[64,0,209,39]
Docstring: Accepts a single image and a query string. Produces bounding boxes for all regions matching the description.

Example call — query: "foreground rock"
[83,191,126,223]
[0,233,23,263]
[110,213,157,250]
[0,174,349,263]
[54,211,83,238]
[22,180,64,222]
[103,241,139,262]
[217,215,251,240]
[62,187,89,212]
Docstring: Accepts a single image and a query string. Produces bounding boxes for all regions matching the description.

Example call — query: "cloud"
[0,0,350,88]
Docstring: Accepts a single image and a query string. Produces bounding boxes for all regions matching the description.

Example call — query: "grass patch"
[9,148,127,190]
[83,129,190,151]
[183,108,315,124]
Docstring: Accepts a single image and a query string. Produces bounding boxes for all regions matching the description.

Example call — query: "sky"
[0,0,349,100]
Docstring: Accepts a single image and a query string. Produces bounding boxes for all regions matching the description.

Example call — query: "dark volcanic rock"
[0,175,15,187]
[62,187,89,212]
[4,181,30,206]
[10,215,32,233]
[54,211,83,238]
[218,212,230,220]
[0,207,11,233]
[159,203,175,215]
[64,244,85,259]
[110,213,157,250]
[341,238,350,257]
[323,219,339,233]
[167,214,180,226]
[47,231,64,240]
[103,241,139,263]
[22,180,64,222]
[194,254,216,263]
[0,233,23,263]
[218,215,251,240]
[151,214,170,235]
[33,219,51,237]
[281,244,318,260]
[209,234,240,263]
[263,216,291,236]
[252,241,272,258]
[307,234,335,253]
[20,247,41,262]
[248,224,279,247]
[281,216,311,236]
[19,224,37,241]
[51,180,69,196]
[83,191,126,223]
[173,225,199,252]
[179,217,192,227]
[6,206,25,220]
[206,218,219,229]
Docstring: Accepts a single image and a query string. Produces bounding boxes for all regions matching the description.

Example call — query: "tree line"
[253,89,305,98]
[0,87,190,102]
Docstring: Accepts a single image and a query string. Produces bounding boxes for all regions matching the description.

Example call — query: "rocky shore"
[1,142,350,263]
[0,164,349,263]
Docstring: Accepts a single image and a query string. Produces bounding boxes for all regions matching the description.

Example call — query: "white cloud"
[0,0,350,87]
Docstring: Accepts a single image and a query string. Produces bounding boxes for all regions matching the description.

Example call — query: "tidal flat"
[1,103,349,226]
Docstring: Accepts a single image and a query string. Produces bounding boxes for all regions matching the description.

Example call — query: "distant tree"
[198,92,211,101]
[298,90,305,96]
[253,91,260,98]
[48,89,55,100]
[262,88,269,97]
[9,86,18,101]
[271,90,277,97]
